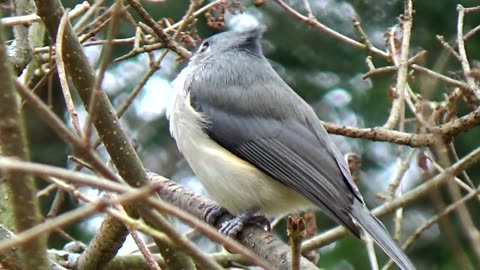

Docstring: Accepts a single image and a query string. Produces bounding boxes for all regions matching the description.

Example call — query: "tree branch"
[0,15,49,270]
[33,0,194,268]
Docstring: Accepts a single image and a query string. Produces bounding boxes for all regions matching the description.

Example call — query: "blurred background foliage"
[23,0,480,269]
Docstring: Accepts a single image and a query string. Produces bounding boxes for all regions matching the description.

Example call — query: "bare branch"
[273,0,389,58]
[0,1,90,26]
[383,0,413,129]
[56,11,82,136]
[0,19,49,269]
[456,4,480,101]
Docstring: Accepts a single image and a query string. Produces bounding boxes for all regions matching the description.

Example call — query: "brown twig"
[0,1,90,27]
[113,201,161,270]
[383,0,413,129]
[388,148,416,241]
[456,4,480,101]
[323,122,433,146]
[273,0,389,58]
[115,0,219,62]
[463,6,480,14]
[464,24,480,41]
[83,0,123,145]
[363,50,427,79]
[383,185,480,270]
[364,235,379,270]
[411,64,472,90]
[73,0,104,31]
[125,0,190,59]
[352,16,374,51]
[56,11,83,136]
[14,79,121,182]
[436,35,461,61]
[287,216,306,270]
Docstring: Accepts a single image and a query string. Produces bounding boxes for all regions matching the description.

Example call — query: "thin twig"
[302,0,314,19]
[83,0,123,145]
[364,235,379,270]
[73,0,104,31]
[56,11,83,136]
[383,185,480,270]
[383,0,413,129]
[0,1,90,27]
[352,16,374,51]
[411,64,472,90]
[436,35,461,61]
[426,151,480,201]
[14,79,121,182]
[464,6,480,14]
[456,5,480,101]
[464,24,480,41]
[388,148,416,241]
[126,0,190,59]
[447,142,475,188]
[363,50,427,79]
[114,201,162,270]
[389,150,417,193]
[273,0,389,58]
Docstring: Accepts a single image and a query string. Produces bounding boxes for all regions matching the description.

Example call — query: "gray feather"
[351,200,415,270]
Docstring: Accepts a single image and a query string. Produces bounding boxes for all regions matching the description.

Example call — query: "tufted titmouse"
[168,28,415,270]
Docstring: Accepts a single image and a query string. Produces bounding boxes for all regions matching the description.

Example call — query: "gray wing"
[190,86,363,237]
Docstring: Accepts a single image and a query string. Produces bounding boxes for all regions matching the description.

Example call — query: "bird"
[168,27,415,270]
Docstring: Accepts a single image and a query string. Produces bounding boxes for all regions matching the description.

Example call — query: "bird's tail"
[350,200,416,270]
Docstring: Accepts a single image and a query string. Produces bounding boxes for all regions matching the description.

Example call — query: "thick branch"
[323,122,433,147]
[0,16,49,270]
[33,0,194,268]
[0,158,315,269]
[323,104,480,147]
[9,0,34,73]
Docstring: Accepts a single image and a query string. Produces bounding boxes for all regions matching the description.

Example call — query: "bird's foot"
[219,210,255,236]
[204,204,229,226]
[204,205,271,237]
[220,214,271,236]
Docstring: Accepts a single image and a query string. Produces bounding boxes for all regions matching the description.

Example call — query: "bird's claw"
[219,215,246,237]
[204,204,228,226]
[219,213,271,237]
[204,205,271,237]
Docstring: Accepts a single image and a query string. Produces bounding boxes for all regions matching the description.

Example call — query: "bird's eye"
[199,41,209,53]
